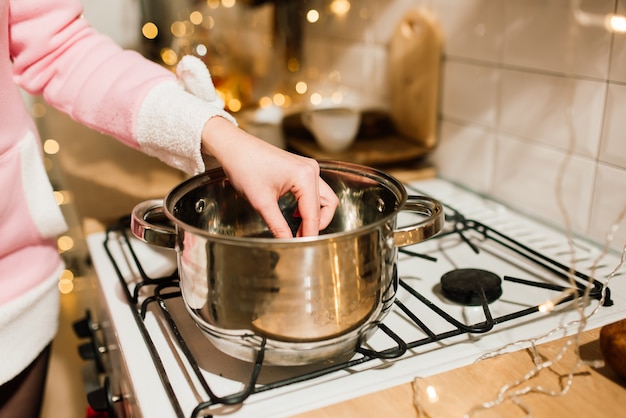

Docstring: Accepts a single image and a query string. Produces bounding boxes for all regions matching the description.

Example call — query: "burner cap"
[440,268,502,306]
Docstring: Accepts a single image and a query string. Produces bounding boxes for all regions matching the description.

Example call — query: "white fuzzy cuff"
[136,57,236,175]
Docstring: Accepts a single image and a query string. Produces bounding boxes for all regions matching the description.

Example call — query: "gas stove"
[80,178,626,418]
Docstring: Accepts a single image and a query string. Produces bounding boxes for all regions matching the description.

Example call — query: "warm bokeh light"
[310,93,322,106]
[206,0,220,10]
[59,269,75,281]
[189,11,203,25]
[171,21,187,37]
[53,190,72,205]
[259,96,273,108]
[195,44,208,56]
[272,93,286,107]
[227,98,242,112]
[295,81,308,95]
[53,191,64,205]
[57,235,74,253]
[607,14,626,32]
[58,270,74,294]
[142,22,158,39]
[330,0,351,15]
[222,0,236,8]
[306,9,320,23]
[538,300,554,313]
[43,139,60,155]
[160,48,178,66]
[426,385,439,402]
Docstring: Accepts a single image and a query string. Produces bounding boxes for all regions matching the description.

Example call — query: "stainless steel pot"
[131,161,443,365]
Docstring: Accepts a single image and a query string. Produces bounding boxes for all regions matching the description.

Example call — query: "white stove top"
[86,178,626,418]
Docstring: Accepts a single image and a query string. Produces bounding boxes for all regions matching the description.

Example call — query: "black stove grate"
[103,205,612,418]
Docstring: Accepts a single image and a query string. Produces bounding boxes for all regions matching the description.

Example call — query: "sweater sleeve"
[9,0,234,174]
[135,56,236,174]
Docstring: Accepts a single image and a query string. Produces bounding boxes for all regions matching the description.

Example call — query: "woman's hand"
[201,116,338,238]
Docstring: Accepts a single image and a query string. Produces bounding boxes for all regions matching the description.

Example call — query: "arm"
[9,0,337,236]
[9,0,231,174]
[9,0,169,144]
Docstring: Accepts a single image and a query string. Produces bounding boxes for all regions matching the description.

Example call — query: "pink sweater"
[1,0,233,383]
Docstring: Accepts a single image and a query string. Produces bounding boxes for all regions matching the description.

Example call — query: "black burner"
[440,268,503,306]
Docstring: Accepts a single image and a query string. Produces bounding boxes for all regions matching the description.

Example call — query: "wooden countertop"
[294,327,626,417]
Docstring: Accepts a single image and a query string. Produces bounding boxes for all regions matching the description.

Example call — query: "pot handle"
[130,199,177,249]
[393,195,445,247]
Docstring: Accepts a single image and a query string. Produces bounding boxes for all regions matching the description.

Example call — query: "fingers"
[318,180,339,230]
[291,161,325,237]
[295,185,322,238]
[254,172,337,238]
[294,182,338,237]
[294,178,338,237]
[254,197,295,239]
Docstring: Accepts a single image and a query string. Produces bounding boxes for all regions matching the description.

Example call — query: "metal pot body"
[132,161,443,365]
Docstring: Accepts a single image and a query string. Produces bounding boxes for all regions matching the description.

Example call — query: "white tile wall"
[501,0,613,79]
[431,120,496,193]
[499,69,605,156]
[425,0,626,252]
[601,83,626,168]
[441,60,499,128]
[492,133,596,234]
[431,0,504,63]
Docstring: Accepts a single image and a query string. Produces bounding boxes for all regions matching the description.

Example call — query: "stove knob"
[78,340,105,373]
[87,377,118,417]
[78,341,96,360]
[73,310,98,339]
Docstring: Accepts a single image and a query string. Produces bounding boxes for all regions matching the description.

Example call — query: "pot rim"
[162,160,408,245]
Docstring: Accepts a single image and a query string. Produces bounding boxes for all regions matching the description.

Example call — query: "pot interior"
[168,162,406,239]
